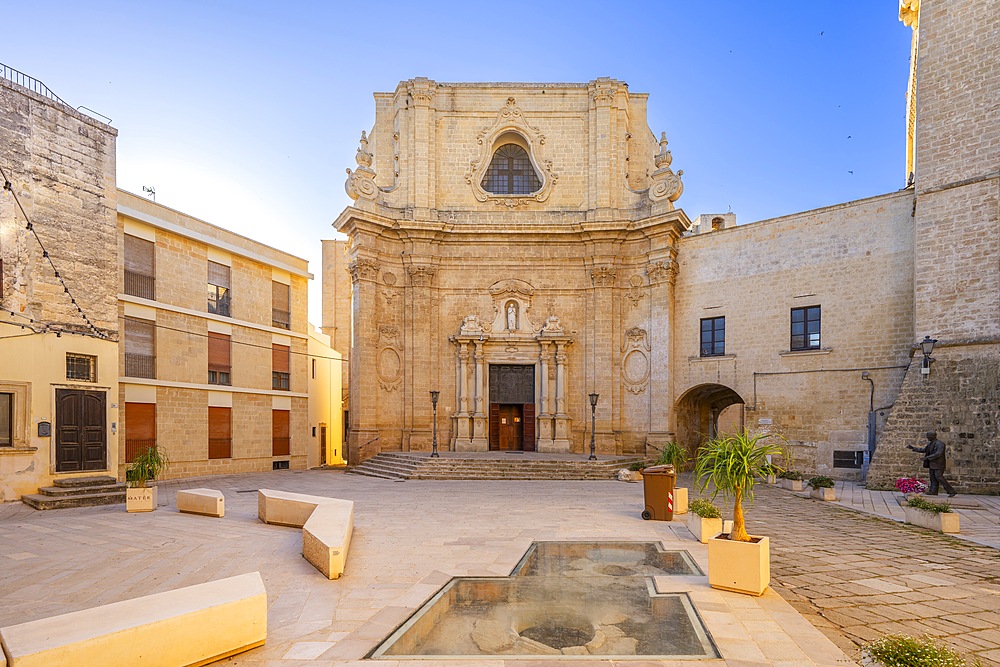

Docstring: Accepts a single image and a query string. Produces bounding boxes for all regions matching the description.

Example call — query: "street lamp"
[588,392,599,460]
[429,390,440,457]
[920,336,937,375]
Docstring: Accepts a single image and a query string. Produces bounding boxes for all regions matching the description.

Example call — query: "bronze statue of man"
[907,431,956,497]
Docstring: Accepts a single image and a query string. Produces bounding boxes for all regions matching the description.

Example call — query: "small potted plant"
[777,469,804,492]
[687,498,724,544]
[125,445,169,512]
[861,633,978,666]
[807,475,836,501]
[695,430,787,596]
[903,496,959,534]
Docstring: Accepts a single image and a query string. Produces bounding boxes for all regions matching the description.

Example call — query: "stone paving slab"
[0,471,856,666]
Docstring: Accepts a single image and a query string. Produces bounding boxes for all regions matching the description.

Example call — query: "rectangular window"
[124,234,155,300]
[124,402,156,463]
[272,409,290,456]
[207,261,231,317]
[790,306,821,351]
[272,281,290,330]
[833,450,865,469]
[700,317,726,357]
[208,406,232,459]
[208,332,232,385]
[272,344,290,391]
[66,353,97,382]
[0,392,12,447]
[124,317,156,378]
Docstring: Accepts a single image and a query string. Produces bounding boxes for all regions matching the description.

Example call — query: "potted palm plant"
[125,445,169,512]
[807,475,836,501]
[695,430,786,596]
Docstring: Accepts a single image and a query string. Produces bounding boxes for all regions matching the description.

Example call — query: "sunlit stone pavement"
[1,469,998,665]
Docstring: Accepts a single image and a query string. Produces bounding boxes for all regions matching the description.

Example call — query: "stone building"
[331,0,1000,490]
[0,69,119,501]
[118,190,313,480]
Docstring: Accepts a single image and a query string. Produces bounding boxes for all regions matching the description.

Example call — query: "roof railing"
[0,62,69,106]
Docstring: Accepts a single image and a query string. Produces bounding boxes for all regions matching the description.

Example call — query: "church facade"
[329,0,1000,491]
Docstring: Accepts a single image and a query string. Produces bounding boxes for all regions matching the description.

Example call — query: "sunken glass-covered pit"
[371,541,718,659]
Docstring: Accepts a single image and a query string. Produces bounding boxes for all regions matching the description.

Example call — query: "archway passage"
[674,384,745,457]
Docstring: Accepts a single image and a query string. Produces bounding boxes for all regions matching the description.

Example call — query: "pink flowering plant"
[895,477,928,494]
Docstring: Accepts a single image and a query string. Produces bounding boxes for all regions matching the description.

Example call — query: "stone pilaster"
[471,339,489,449]
[347,256,381,463]
[646,252,677,446]
[536,341,554,448]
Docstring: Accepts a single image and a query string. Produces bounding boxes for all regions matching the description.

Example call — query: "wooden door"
[320,424,327,465]
[522,402,536,452]
[56,389,106,472]
[497,404,523,451]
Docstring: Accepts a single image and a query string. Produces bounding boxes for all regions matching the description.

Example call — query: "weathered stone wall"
[0,77,118,333]
[867,0,1000,490]
[673,191,915,477]
[321,239,351,408]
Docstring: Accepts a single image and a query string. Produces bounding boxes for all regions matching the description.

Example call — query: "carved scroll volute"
[647,132,684,207]
[645,257,677,286]
[345,131,378,201]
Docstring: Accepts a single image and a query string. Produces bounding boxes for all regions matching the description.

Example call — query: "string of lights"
[0,163,111,340]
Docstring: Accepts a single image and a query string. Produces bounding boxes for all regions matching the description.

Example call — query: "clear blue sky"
[5,2,911,323]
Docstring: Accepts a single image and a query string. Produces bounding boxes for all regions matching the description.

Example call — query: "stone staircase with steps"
[347,452,645,481]
[21,475,126,510]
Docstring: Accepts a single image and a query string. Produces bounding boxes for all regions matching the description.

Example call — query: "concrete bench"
[258,489,354,579]
[0,571,266,667]
[176,488,225,517]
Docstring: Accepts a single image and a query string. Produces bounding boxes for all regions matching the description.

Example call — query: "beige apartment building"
[118,191,312,480]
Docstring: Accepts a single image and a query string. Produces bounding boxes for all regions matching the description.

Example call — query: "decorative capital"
[348,257,380,283]
[406,78,436,106]
[589,78,623,106]
[591,266,617,288]
[407,265,436,287]
[345,130,378,201]
[899,0,919,28]
[645,259,676,285]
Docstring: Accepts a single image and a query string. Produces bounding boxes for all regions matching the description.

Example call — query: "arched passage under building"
[674,384,746,456]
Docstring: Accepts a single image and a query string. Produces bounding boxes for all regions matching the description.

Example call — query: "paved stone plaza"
[1,471,998,666]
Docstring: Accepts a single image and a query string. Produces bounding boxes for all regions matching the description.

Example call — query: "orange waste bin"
[640,464,676,521]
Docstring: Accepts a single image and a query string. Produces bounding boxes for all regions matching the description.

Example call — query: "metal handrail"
[0,62,68,106]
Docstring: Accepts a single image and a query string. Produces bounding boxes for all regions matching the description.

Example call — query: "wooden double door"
[55,389,107,472]
[488,364,536,452]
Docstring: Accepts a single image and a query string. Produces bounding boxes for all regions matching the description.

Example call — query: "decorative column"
[536,340,554,450]
[471,338,489,450]
[454,340,472,448]
[347,256,381,463]
[553,340,572,451]
[405,265,436,452]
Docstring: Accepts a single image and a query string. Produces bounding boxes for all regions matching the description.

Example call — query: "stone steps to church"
[51,475,119,488]
[34,481,126,497]
[21,490,125,510]
[347,453,644,481]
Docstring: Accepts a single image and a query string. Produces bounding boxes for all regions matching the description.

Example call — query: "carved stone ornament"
[376,324,402,392]
[647,132,684,207]
[540,315,564,334]
[345,131,378,201]
[591,266,617,288]
[645,258,676,286]
[464,97,558,204]
[487,278,537,334]
[460,314,486,335]
[348,257,380,283]
[626,275,645,308]
[407,265,436,287]
[621,327,651,394]
[899,0,919,28]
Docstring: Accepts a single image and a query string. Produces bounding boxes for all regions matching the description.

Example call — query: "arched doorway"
[674,384,746,456]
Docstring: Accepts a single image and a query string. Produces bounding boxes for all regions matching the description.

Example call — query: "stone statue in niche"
[506,302,518,331]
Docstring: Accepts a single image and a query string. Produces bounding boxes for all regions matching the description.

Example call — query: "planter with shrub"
[903,496,960,534]
[687,498,723,544]
[125,445,169,513]
[778,470,804,492]
[807,475,836,501]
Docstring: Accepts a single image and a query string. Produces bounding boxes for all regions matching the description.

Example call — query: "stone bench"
[0,571,266,667]
[176,488,225,517]
[257,489,354,579]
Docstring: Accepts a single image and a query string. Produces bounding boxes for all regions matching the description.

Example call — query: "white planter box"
[708,534,770,596]
[780,479,803,491]
[687,514,723,544]
[126,486,158,513]
[673,487,688,514]
[810,487,836,501]
[904,505,960,533]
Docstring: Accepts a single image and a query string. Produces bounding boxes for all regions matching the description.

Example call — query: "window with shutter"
[208,333,231,385]
[272,344,290,390]
[209,407,232,459]
[124,317,156,378]
[124,402,156,462]
[207,261,231,316]
[272,281,290,329]
[0,393,12,447]
[272,409,290,456]
[124,235,155,299]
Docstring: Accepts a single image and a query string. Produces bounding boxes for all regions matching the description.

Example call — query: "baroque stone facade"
[331,3,1000,491]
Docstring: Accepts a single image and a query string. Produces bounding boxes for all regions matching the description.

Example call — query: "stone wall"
[321,239,351,409]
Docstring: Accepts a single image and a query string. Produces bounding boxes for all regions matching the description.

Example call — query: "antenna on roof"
[142,185,156,202]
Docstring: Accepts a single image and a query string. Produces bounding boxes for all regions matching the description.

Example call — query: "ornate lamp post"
[430,390,440,457]
[588,392,599,460]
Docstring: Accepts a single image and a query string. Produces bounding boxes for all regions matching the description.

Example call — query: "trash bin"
[641,464,675,521]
